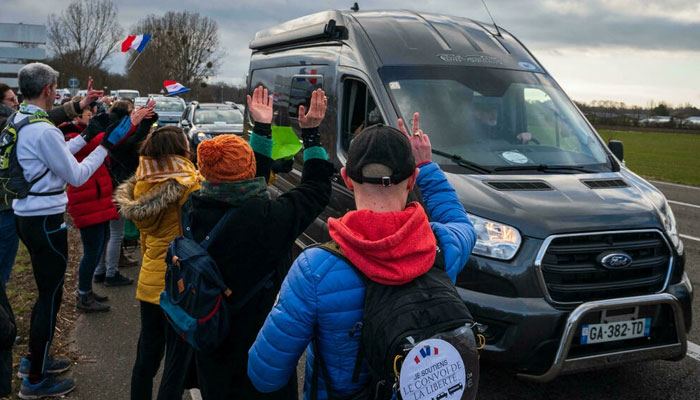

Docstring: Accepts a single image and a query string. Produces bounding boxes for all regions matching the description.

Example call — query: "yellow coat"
[114,157,200,305]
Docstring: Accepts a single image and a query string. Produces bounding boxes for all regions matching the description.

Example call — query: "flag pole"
[127,49,143,71]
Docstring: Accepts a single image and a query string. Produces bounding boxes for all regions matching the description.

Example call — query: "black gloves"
[253,122,271,138]
[301,127,321,148]
[81,112,110,142]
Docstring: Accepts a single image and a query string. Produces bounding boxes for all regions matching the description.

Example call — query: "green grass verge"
[597,130,700,187]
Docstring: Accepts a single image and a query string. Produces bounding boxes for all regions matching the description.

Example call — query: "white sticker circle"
[399,338,466,400]
[501,151,529,164]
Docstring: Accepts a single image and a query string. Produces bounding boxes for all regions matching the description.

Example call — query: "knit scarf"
[200,177,270,207]
[135,155,199,187]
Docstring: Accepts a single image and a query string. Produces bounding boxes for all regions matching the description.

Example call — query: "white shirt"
[12,104,107,217]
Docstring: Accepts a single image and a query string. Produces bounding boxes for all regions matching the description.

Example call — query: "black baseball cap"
[346,124,415,186]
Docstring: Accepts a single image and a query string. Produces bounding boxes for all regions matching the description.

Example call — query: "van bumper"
[458,272,693,381]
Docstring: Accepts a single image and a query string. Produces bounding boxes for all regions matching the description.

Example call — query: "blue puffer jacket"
[248,162,477,399]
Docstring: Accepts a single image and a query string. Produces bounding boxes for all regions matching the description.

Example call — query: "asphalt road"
[65,179,700,400]
[476,179,700,400]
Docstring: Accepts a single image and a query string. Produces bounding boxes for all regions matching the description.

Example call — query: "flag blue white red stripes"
[164,80,190,96]
[121,34,151,53]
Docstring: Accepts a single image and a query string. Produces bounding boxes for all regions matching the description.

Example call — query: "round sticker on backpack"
[399,338,469,400]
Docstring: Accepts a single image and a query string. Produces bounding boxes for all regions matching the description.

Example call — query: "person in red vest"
[61,106,153,312]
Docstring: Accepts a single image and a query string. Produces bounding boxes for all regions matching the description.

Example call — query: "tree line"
[45,0,244,102]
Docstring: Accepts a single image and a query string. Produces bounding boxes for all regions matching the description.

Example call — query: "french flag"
[164,80,190,96]
[121,34,151,53]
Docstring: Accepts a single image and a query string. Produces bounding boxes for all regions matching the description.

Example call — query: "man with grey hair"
[7,62,132,399]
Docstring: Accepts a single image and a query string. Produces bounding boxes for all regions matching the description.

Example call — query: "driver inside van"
[472,102,532,145]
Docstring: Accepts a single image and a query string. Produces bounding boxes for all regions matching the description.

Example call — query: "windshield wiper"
[431,149,493,174]
[493,164,597,173]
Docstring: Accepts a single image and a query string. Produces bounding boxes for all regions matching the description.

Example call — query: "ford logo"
[599,253,633,269]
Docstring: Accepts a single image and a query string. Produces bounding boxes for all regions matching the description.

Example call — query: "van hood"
[446,169,668,239]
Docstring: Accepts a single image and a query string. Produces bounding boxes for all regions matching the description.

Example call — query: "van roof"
[251,9,542,72]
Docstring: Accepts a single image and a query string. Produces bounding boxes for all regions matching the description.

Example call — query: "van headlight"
[467,214,522,260]
[660,199,681,252]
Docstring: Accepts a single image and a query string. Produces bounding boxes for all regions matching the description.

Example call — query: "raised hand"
[130,107,151,126]
[298,89,327,129]
[397,112,431,166]
[79,76,104,110]
[146,98,156,109]
[246,86,273,124]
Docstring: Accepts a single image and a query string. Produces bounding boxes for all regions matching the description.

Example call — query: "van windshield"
[379,66,611,173]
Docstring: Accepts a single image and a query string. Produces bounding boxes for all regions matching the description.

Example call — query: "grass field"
[597,129,700,187]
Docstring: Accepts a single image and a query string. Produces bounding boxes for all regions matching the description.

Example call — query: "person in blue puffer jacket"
[248,113,477,399]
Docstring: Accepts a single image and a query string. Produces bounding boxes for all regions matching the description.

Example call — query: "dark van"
[245,9,692,381]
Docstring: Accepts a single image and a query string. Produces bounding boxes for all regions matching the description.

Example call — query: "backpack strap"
[3,114,62,197]
[181,208,236,249]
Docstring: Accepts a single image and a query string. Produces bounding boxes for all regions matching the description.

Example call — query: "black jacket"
[107,113,157,185]
[178,145,333,398]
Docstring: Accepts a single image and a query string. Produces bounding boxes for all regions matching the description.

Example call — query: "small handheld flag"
[164,81,190,96]
[121,34,151,53]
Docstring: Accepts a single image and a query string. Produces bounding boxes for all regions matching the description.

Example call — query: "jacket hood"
[114,175,186,222]
[328,202,436,285]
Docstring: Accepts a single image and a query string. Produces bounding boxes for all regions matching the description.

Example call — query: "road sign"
[68,77,80,89]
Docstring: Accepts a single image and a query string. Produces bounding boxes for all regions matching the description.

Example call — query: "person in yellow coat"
[114,126,200,400]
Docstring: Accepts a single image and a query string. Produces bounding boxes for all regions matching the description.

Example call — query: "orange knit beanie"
[197,134,256,182]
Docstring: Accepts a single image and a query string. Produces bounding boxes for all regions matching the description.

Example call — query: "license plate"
[580,317,651,344]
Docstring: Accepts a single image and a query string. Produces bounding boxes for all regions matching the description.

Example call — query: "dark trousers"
[78,222,109,293]
[15,213,67,378]
[131,301,192,400]
[0,277,16,397]
[0,209,19,284]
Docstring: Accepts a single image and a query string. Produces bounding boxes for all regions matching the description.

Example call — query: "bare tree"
[126,11,223,94]
[47,0,124,72]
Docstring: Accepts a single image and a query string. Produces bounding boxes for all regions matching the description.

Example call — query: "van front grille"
[538,231,671,305]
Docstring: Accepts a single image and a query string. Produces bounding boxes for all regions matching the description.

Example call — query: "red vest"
[62,125,119,229]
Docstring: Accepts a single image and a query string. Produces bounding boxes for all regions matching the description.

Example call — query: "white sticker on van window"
[501,151,529,164]
[389,81,401,90]
[400,338,466,400]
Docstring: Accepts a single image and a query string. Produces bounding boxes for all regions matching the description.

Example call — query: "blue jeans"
[95,216,124,278]
[0,210,19,285]
[78,222,109,294]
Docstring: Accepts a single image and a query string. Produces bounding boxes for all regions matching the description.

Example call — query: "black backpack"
[314,241,481,400]
[0,112,62,205]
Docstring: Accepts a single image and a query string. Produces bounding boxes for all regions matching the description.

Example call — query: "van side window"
[341,79,384,151]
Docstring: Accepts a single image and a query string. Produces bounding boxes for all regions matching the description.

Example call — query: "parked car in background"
[115,89,140,101]
[55,89,71,105]
[133,97,148,108]
[179,102,244,154]
[247,9,692,382]
[152,96,186,126]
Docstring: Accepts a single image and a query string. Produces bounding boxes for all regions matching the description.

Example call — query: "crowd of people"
[0,62,476,400]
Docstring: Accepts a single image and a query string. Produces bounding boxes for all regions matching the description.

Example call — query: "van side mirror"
[608,140,623,161]
[181,120,189,128]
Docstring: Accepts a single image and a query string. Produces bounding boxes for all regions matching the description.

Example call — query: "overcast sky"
[4,0,700,107]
